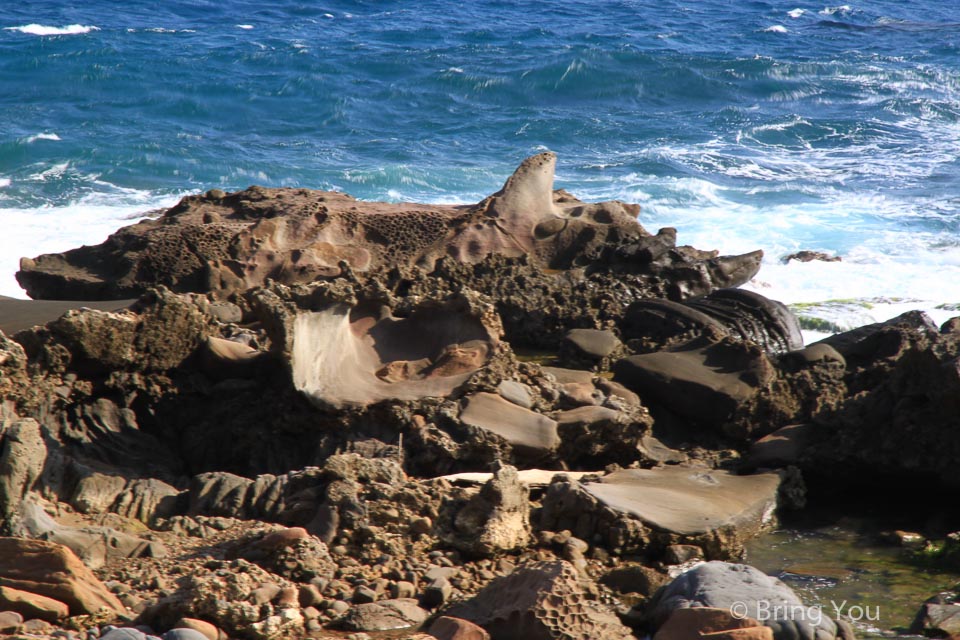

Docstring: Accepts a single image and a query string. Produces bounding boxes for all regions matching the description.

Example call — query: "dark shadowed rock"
[780,250,841,264]
[801,313,960,488]
[554,405,654,468]
[744,424,815,470]
[614,334,776,431]
[623,289,802,355]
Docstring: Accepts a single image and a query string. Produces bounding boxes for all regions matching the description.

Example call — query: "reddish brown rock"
[654,607,769,640]
[0,537,125,617]
[429,615,491,640]
[0,585,69,622]
[174,618,228,640]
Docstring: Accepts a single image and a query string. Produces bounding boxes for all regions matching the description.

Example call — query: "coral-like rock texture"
[17,153,761,301]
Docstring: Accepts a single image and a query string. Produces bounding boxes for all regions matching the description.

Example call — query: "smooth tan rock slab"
[0,585,69,622]
[459,393,560,455]
[291,295,495,408]
[583,467,780,536]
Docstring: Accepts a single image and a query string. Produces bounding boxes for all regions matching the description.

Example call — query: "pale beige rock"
[290,293,498,408]
[443,465,531,557]
[584,467,780,537]
[447,560,632,640]
[0,418,47,532]
[438,470,598,487]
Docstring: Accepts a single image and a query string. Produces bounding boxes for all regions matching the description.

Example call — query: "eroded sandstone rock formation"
[4,152,960,640]
[17,153,762,301]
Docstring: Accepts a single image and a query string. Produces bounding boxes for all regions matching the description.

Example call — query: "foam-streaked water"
[2,1,959,337]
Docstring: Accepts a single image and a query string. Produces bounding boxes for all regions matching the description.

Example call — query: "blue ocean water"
[2,1,960,333]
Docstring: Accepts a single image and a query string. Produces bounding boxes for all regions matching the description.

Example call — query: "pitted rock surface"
[18,153,761,301]
[446,560,632,640]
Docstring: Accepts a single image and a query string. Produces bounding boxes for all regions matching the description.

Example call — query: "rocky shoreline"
[1,154,958,640]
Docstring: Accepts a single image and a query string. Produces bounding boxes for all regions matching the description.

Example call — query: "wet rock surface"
[0,154,956,639]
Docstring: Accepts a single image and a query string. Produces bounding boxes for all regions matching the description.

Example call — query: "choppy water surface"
[2,0,960,336]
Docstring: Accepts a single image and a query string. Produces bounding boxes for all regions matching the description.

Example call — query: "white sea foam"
[788,9,806,18]
[28,162,71,181]
[23,133,61,144]
[573,169,960,341]
[0,188,189,298]
[236,24,254,30]
[763,25,788,33]
[0,178,10,189]
[4,24,99,36]
[819,5,852,16]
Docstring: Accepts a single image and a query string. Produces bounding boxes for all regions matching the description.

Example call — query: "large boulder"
[613,334,776,435]
[17,154,761,301]
[0,537,126,617]
[446,560,633,640]
[622,289,802,355]
[800,312,960,488]
[650,562,853,640]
